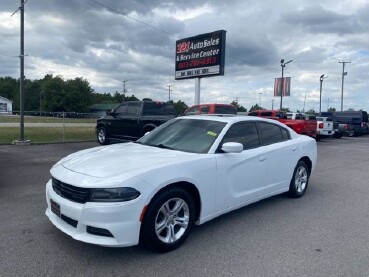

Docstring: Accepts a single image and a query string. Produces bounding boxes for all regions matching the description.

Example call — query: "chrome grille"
[52,177,90,204]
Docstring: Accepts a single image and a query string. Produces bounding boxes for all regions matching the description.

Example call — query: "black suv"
[96,101,176,144]
[321,111,369,137]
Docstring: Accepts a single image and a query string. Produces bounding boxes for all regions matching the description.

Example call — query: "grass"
[0,116,96,124]
[0,127,96,144]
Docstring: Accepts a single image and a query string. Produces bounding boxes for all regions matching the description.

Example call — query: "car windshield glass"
[138,118,227,153]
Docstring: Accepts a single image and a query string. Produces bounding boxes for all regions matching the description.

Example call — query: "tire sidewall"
[289,161,310,198]
[141,188,195,252]
[97,126,108,145]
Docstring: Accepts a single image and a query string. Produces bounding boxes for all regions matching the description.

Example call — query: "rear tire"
[288,161,310,198]
[140,188,195,252]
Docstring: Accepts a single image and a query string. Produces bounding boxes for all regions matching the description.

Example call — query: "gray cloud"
[0,0,368,111]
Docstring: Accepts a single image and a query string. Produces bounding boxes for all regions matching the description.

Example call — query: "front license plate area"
[50,199,61,217]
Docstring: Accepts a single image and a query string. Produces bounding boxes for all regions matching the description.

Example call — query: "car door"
[258,122,299,191]
[215,122,269,211]
[111,102,141,139]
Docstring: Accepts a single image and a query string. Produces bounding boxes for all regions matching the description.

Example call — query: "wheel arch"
[298,156,312,175]
[143,181,201,223]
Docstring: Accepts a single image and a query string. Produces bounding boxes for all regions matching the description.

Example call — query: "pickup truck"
[96,101,176,144]
[316,116,334,139]
[319,112,354,137]
[184,103,237,115]
[249,110,317,139]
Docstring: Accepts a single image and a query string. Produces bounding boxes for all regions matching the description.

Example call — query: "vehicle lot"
[1,137,369,276]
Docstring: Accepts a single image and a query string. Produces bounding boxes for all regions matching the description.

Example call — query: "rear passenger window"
[222,122,260,150]
[259,122,285,145]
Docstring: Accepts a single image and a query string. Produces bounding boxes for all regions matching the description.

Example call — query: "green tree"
[64,77,94,112]
[230,100,247,112]
[327,107,336,112]
[172,100,188,115]
[249,103,264,112]
[0,76,19,110]
[306,109,316,114]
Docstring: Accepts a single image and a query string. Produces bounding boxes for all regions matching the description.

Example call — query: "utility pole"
[280,59,293,110]
[272,99,275,110]
[12,0,29,144]
[166,85,172,102]
[122,80,127,102]
[339,60,351,111]
[122,80,127,94]
[319,74,328,114]
[258,92,262,107]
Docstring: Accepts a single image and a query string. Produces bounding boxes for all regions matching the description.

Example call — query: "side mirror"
[221,142,243,153]
[106,110,113,116]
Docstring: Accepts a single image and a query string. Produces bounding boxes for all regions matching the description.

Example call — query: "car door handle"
[292,147,297,152]
[259,156,266,161]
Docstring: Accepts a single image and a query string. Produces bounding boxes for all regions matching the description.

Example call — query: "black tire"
[140,188,195,252]
[288,160,310,198]
[334,133,343,139]
[96,126,109,145]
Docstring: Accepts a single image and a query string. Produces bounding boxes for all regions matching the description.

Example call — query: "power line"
[88,0,178,39]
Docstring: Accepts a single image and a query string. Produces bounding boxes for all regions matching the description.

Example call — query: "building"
[0,96,13,113]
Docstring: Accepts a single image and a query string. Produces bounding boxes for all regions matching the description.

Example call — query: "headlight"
[89,187,140,202]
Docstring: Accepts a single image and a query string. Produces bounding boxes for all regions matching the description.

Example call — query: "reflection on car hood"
[59,142,197,178]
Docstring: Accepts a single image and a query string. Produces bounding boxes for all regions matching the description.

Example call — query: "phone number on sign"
[178,57,217,69]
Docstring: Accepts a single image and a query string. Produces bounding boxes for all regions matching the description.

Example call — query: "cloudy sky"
[1,0,368,112]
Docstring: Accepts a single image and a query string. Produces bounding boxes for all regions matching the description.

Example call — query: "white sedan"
[45,116,317,252]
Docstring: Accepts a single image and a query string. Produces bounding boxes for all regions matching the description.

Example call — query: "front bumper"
[45,180,143,247]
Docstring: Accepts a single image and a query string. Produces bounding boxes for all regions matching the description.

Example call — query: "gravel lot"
[0,137,368,277]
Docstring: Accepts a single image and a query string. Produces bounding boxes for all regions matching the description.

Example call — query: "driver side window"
[222,122,260,150]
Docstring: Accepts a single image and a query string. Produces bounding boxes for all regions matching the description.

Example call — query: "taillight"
[319,123,323,129]
[344,124,348,130]
[361,122,366,127]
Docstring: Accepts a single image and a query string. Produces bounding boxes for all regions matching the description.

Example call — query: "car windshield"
[138,118,227,153]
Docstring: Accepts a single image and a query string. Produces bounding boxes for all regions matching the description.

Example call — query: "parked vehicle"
[319,112,350,138]
[329,111,369,137]
[45,116,317,252]
[249,110,317,139]
[95,101,176,145]
[316,116,334,139]
[184,103,237,115]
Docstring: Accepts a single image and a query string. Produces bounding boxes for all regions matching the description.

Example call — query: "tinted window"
[201,106,210,114]
[261,111,272,117]
[259,122,284,145]
[248,112,258,116]
[281,127,290,140]
[126,102,141,116]
[115,103,128,115]
[143,102,176,116]
[222,122,260,150]
[214,105,237,114]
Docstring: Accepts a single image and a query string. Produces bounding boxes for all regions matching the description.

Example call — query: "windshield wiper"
[154,143,175,150]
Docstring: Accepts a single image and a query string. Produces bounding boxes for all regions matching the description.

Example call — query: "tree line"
[0,75,250,115]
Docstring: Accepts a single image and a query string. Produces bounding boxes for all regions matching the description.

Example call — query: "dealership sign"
[175,30,226,80]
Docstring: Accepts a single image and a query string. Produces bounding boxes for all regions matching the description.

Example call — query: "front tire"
[96,126,108,145]
[288,161,310,198]
[140,188,195,252]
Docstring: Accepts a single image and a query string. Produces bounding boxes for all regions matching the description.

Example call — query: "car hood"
[56,142,198,178]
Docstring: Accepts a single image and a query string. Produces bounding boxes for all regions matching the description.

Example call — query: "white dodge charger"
[45,115,317,252]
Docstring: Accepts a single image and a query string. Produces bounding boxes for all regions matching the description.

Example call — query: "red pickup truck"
[248,110,317,139]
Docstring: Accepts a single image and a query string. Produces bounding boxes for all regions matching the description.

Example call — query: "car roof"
[179,115,284,125]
